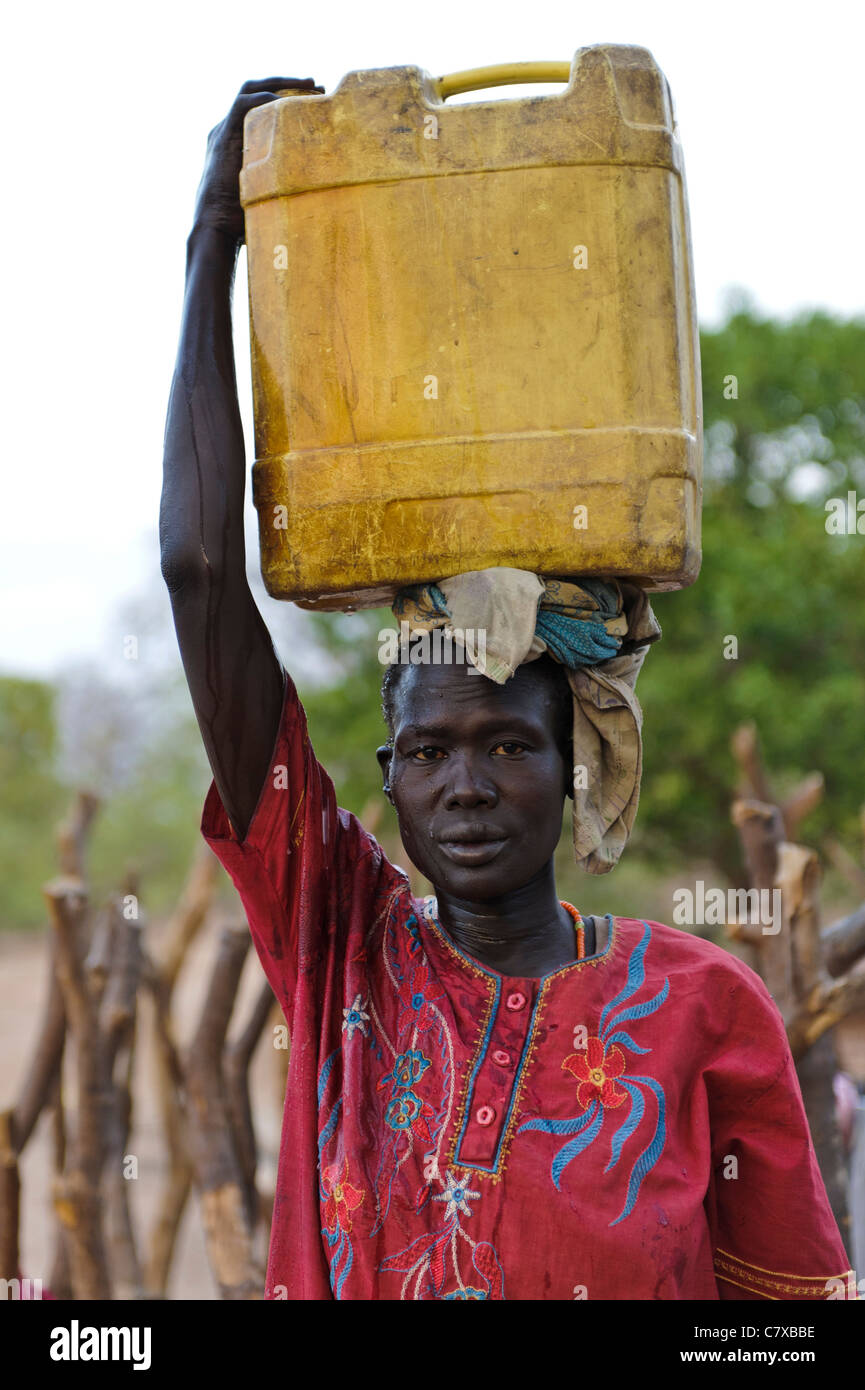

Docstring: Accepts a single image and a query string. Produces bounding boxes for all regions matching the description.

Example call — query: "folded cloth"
[391,568,661,874]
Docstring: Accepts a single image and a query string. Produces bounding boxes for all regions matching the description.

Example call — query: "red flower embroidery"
[321,1159,364,1234]
[397,964,444,1035]
[562,1036,626,1110]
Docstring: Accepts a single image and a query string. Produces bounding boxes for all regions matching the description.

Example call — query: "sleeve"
[200,668,402,1026]
[703,965,854,1300]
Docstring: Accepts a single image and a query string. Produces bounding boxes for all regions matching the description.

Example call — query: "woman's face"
[377,658,571,902]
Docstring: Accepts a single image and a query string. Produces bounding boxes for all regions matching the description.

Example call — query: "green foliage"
[298,609,402,841]
[635,307,865,879]
[701,307,865,469]
[637,497,865,881]
[84,707,211,916]
[0,677,64,927]
[0,668,213,929]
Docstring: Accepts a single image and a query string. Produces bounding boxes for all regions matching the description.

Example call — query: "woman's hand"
[192,76,323,245]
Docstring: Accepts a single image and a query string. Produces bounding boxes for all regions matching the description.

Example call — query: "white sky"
[1,0,863,679]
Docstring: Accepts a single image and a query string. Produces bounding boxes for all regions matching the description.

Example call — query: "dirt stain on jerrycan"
[240,46,703,611]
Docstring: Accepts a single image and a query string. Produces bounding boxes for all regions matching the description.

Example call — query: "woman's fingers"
[239,76,321,94]
[227,80,323,126]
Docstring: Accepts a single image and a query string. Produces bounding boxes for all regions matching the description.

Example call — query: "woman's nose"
[443,755,498,809]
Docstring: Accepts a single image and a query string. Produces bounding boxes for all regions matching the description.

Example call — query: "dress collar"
[415,895,620,985]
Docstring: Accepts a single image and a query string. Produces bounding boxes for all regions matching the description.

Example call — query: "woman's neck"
[432,863,597,977]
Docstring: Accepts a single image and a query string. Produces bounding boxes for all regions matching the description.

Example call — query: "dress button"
[476,1105,496,1126]
[506,991,527,1011]
[492,1049,511,1066]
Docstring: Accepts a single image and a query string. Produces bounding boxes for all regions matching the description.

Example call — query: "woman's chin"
[419,849,545,904]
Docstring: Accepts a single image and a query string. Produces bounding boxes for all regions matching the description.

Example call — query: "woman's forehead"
[393,660,557,730]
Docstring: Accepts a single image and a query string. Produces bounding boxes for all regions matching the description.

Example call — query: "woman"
[160,79,851,1300]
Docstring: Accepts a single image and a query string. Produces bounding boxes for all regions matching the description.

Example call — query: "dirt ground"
[1,917,284,1300]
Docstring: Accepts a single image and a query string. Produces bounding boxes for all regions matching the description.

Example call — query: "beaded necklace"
[561,900,587,961]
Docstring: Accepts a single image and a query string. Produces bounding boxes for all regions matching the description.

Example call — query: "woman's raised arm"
[159,78,321,839]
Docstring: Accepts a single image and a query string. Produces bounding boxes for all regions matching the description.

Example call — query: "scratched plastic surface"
[240,44,702,610]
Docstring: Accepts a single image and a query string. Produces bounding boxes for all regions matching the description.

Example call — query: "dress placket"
[453,976,542,1169]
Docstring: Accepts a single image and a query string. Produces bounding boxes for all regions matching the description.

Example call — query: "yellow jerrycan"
[240,45,702,610]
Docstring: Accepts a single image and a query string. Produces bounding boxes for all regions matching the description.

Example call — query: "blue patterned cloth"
[395,576,625,670]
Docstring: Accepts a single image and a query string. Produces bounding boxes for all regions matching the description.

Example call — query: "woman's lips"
[437,838,508,866]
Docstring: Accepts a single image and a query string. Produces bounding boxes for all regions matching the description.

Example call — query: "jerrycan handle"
[433,61,571,101]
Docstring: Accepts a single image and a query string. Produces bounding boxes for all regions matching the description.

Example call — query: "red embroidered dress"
[202,674,851,1301]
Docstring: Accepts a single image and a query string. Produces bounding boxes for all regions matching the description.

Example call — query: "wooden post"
[142,842,219,1298]
[100,894,144,1300]
[0,1110,20,1284]
[226,979,276,1231]
[729,725,865,1249]
[184,923,262,1299]
[46,877,113,1300]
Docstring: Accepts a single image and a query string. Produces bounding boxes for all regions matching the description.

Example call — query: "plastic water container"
[240,45,702,610]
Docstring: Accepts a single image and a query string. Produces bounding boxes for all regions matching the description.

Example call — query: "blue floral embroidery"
[342,992,370,1039]
[379,1049,431,1094]
[517,923,669,1225]
[316,1047,363,1299]
[385,1091,425,1132]
[433,1171,480,1221]
[405,914,423,957]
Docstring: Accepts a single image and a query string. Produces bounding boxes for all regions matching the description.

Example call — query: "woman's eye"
[412,746,446,762]
[492,742,526,756]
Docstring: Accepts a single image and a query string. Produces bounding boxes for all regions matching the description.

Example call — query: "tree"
[636,308,865,881]
[0,678,64,927]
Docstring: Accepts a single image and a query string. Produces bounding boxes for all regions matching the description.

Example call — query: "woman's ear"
[376,745,394,803]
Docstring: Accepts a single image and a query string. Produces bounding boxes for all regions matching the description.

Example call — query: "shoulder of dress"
[612,916,771,990]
